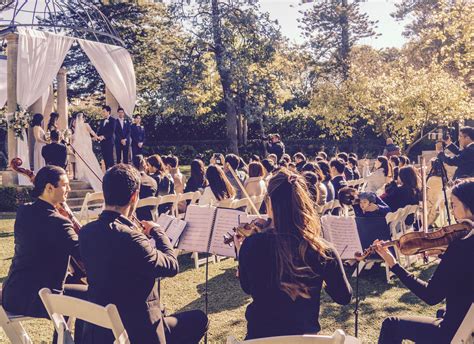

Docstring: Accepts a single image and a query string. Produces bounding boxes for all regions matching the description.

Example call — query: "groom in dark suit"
[115,107,131,164]
[97,105,116,170]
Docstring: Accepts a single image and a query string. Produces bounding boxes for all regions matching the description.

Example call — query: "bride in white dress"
[72,113,103,192]
[32,113,47,172]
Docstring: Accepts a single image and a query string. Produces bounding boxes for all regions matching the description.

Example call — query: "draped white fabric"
[16,28,74,109]
[16,129,32,186]
[79,39,136,115]
[0,57,7,109]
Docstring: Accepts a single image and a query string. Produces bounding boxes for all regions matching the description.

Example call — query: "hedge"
[0,186,33,212]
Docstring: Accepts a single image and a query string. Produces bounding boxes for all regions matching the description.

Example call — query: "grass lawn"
[0,217,443,343]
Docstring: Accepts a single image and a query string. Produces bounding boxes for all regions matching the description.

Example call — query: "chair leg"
[2,321,33,344]
[193,252,199,269]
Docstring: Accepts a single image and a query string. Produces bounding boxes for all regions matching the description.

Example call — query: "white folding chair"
[319,200,341,215]
[173,192,198,218]
[78,192,104,223]
[229,198,250,212]
[250,195,265,215]
[226,329,360,344]
[451,303,474,344]
[156,194,178,215]
[135,197,160,221]
[39,288,129,344]
[0,287,33,344]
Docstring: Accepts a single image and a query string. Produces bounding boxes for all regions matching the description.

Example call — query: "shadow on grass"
[0,232,13,238]
[177,266,250,315]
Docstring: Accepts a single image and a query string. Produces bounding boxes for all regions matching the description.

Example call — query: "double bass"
[10,157,87,284]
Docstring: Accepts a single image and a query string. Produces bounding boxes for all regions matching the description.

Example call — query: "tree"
[299,0,379,80]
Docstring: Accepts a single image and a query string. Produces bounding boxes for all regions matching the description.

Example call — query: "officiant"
[41,130,68,169]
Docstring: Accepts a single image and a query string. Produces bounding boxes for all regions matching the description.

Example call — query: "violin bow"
[227,164,263,218]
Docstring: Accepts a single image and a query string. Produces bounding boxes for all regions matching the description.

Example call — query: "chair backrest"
[227,329,350,344]
[320,200,341,215]
[136,196,159,209]
[191,191,202,204]
[250,195,265,215]
[39,288,129,344]
[177,192,196,203]
[157,194,178,206]
[217,198,234,208]
[385,204,419,238]
[229,198,250,211]
[451,303,474,344]
[79,192,105,222]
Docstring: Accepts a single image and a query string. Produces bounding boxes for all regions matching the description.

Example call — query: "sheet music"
[156,214,174,231]
[166,219,187,247]
[208,208,245,258]
[238,214,269,225]
[178,205,216,253]
[321,216,362,260]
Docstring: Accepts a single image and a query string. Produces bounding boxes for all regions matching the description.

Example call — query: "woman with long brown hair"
[236,168,352,340]
[198,165,235,206]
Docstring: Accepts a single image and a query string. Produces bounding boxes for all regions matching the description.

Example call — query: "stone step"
[69,180,93,190]
[68,189,94,199]
[67,197,103,208]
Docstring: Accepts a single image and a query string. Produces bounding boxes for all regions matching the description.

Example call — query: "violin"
[10,158,87,284]
[223,218,272,247]
[355,221,472,261]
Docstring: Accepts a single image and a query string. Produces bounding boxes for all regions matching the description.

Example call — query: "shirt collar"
[35,198,56,211]
[99,210,135,227]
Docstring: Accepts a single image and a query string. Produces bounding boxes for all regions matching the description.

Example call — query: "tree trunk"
[340,0,350,80]
[237,112,242,145]
[243,117,248,145]
[211,0,239,153]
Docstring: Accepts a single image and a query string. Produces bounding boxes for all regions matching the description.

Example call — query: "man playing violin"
[2,165,86,341]
[374,179,474,344]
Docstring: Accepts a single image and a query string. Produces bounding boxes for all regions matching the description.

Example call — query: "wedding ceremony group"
[0,0,473,343]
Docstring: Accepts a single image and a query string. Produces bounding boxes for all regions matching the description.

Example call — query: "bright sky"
[260,0,410,48]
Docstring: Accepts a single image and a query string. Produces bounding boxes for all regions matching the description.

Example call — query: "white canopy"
[0,57,7,109]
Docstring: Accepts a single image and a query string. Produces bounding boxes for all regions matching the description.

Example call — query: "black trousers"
[100,141,115,170]
[115,141,129,164]
[131,142,143,159]
[378,316,445,344]
[164,310,209,344]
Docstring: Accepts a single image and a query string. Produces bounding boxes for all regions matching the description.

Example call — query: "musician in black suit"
[131,114,145,158]
[97,105,116,169]
[2,166,86,340]
[42,130,68,169]
[79,164,208,344]
[436,126,474,180]
[114,107,131,164]
[133,155,158,221]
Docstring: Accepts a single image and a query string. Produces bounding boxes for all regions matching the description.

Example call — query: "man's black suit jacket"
[438,143,474,179]
[131,124,145,145]
[79,211,178,344]
[331,175,347,200]
[136,172,158,221]
[1,199,79,318]
[114,118,131,144]
[42,142,68,169]
[97,117,116,143]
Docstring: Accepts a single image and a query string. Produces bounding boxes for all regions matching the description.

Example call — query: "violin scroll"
[223,218,272,247]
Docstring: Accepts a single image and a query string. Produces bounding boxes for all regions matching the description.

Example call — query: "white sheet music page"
[166,219,187,247]
[321,215,362,260]
[156,214,174,231]
[178,205,216,253]
[208,208,245,257]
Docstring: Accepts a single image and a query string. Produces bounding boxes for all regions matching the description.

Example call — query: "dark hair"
[31,113,44,127]
[50,130,60,142]
[164,155,178,168]
[338,187,357,206]
[399,155,409,166]
[348,153,358,159]
[132,154,146,171]
[262,159,275,174]
[206,165,235,201]
[329,158,345,174]
[337,152,348,162]
[359,192,377,204]
[317,151,327,160]
[189,159,207,188]
[47,112,59,131]
[117,107,124,112]
[31,165,66,198]
[147,154,164,172]
[102,105,111,113]
[250,154,261,162]
[303,171,319,204]
[301,162,316,173]
[348,157,358,167]
[103,164,140,206]
[390,156,400,167]
[377,156,392,177]
[248,162,264,178]
[293,152,306,162]
[459,126,474,140]
[451,179,474,214]
[225,154,240,170]
[317,161,331,182]
[134,114,141,119]
[399,166,419,191]
[282,154,291,163]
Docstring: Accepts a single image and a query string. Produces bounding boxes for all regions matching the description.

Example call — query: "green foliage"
[0,186,33,212]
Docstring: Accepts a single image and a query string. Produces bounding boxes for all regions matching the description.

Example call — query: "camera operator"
[266,134,285,161]
[436,126,474,180]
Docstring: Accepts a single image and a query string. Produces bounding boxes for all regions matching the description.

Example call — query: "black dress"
[239,231,352,340]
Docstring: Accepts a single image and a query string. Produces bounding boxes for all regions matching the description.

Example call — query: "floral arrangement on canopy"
[0,109,31,141]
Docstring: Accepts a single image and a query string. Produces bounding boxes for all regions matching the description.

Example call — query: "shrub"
[0,186,34,212]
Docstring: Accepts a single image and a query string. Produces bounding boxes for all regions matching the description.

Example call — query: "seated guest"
[288,162,297,172]
[317,151,328,161]
[2,166,86,341]
[348,157,361,180]
[80,164,208,343]
[163,155,186,194]
[318,160,335,202]
[238,157,249,177]
[363,156,392,193]
[250,154,261,163]
[133,155,158,221]
[390,156,400,181]
[337,152,354,181]
[382,138,401,158]
[293,152,307,172]
[244,162,267,197]
[329,158,347,200]
[224,154,246,199]
[398,155,409,168]
[210,153,225,167]
[267,153,278,165]
[236,169,352,340]
[184,159,208,193]
[261,158,276,181]
[41,130,68,169]
[303,171,320,206]
[339,187,390,217]
[147,154,175,215]
[303,168,327,206]
[281,154,291,165]
[199,165,236,206]
[375,179,474,344]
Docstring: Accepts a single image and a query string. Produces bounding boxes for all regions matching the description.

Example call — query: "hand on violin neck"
[141,220,162,237]
[372,239,397,269]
